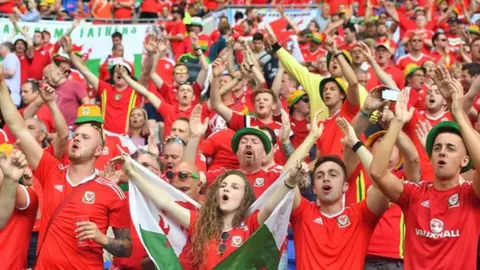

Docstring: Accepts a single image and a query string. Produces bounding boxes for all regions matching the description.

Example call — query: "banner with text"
[0,19,152,77]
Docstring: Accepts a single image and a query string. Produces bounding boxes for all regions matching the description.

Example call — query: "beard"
[68,148,96,164]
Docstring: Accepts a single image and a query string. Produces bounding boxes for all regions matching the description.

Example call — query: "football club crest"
[337,214,351,228]
[254,178,265,187]
[232,236,243,247]
[448,193,459,208]
[102,146,110,155]
[82,107,90,115]
[114,94,122,101]
[82,191,96,204]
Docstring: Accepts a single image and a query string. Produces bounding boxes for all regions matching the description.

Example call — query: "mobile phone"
[382,89,400,101]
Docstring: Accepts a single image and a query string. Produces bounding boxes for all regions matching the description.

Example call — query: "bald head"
[43,63,65,86]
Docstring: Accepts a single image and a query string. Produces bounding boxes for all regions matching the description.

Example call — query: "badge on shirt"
[82,191,96,204]
[114,94,122,101]
[430,218,444,234]
[254,178,265,187]
[448,193,459,208]
[102,146,110,155]
[231,236,243,247]
[337,214,351,228]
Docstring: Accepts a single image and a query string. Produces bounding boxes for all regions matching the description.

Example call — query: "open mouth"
[244,150,254,158]
[222,194,229,202]
[322,184,332,192]
[437,160,447,167]
[72,143,80,150]
[178,186,190,192]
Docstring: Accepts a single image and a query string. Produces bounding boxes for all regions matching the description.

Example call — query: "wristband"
[284,180,296,189]
[359,110,371,119]
[352,141,364,153]
[334,51,343,58]
[271,42,282,53]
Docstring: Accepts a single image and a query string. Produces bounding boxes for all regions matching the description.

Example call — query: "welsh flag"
[129,159,294,269]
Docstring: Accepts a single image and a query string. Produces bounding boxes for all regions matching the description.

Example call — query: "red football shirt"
[114,0,133,18]
[366,65,405,91]
[227,112,286,165]
[157,80,202,108]
[98,80,142,134]
[403,109,453,182]
[301,46,328,63]
[0,186,38,270]
[395,53,432,71]
[395,181,480,269]
[28,47,51,80]
[202,102,247,137]
[291,198,380,270]
[205,166,282,198]
[290,117,310,149]
[198,129,240,171]
[345,164,372,207]
[169,20,187,58]
[18,104,55,133]
[34,151,129,270]
[405,85,429,112]
[156,101,195,137]
[16,53,30,84]
[0,128,10,143]
[316,100,360,158]
[188,210,260,270]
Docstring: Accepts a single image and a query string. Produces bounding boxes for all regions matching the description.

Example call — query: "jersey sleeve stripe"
[95,178,126,199]
[16,185,30,210]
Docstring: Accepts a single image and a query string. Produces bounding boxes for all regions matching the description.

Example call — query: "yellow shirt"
[276,48,368,121]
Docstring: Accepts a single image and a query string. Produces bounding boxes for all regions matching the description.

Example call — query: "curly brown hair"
[190,170,256,267]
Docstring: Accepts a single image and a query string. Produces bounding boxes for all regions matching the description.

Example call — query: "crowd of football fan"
[1,0,480,269]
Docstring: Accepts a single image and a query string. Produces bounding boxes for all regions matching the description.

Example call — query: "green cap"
[425,121,473,173]
[231,127,272,155]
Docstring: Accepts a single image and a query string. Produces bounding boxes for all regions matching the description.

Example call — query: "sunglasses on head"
[218,231,230,255]
[165,137,186,146]
[166,170,199,180]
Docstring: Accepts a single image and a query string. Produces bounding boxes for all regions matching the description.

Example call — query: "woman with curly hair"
[123,155,307,269]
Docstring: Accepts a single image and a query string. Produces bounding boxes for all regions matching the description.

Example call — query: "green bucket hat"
[425,121,473,173]
[319,77,348,101]
[231,127,272,155]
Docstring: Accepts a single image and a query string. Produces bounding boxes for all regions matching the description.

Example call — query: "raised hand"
[190,32,199,49]
[276,4,285,15]
[0,149,28,181]
[264,24,278,46]
[226,36,235,48]
[189,104,208,138]
[363,85,388,113]
[72,18,81,28]
[286,161,309,188]
[39,82,56,103]
[431,65,455,100]
[415,120,432,149]
[357,41,374,61]
[114,65,128,78]
[394,90,414,124]
[324,36,339,54]
[451,78,464,115]
[61,36,73,55]
[147,133,160,156]
[113,146,135,175]
[337,117,359,148]
[310,110,325,139]
[280,109,292,143]
[212,58,226,77]
[0,63,4,83]
[104,160,124,184]
[144,34,159,54]
[22,167,34,186]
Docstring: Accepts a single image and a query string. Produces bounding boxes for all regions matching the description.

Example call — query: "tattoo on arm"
[282,141,295,158]
[104,228,132,257]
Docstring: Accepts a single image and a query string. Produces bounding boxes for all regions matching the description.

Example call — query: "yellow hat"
[75,105,104,124]
[0,143,14,156]
[403,63,426,78]
[287,90,307,109]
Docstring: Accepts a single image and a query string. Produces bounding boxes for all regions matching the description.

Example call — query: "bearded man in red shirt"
[0,70,132,270]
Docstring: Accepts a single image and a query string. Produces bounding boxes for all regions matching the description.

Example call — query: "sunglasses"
[166,170,199,180]
[165,137,186,146]
[218,231,230,255]
[301,96,310,103]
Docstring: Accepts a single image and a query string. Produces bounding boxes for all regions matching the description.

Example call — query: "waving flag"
[128,159,200,270]
[214,172,294,270]
[130,160,293,269]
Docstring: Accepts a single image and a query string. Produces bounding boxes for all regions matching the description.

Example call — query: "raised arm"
[271,64,284,99]
[119,65,161,109]
[450,79,480,197]
[190,33,209,88]
[0,149,28,229]
[358,42,399,90]
[257,162,307,225]
[396,131,421,183]
[10,16,34,58]
[369,90,413,202]
[62,36,100,90]
[277,6,300,36]
[182,105,208,163]
[0,67,43,170]
[122,155,191,228]
[211,58,233,122]
[40,84,69,160]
